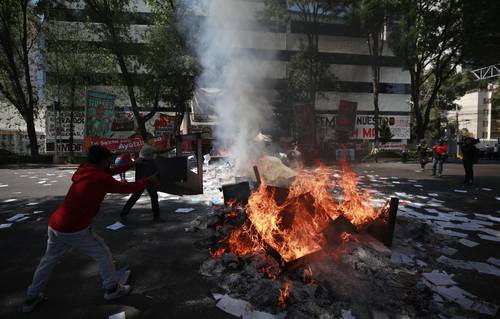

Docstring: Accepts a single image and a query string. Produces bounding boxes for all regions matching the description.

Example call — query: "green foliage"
[388,0,464,141]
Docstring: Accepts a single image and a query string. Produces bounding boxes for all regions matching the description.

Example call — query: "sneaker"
[104,284,131,300]
[22,293,44,313]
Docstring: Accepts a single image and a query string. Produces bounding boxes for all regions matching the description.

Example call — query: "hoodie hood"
[72,163,103,183]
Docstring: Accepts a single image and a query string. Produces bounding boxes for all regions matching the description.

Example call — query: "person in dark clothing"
[120,134,174,224]
[460,137,479,185]
[416,140,428,171]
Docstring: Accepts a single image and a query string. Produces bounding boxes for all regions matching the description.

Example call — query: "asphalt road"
[0,161,499,319]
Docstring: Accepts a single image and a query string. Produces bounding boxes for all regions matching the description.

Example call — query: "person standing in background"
[432,139,448,177]
[416,140,429,171]
[460,137,479,185]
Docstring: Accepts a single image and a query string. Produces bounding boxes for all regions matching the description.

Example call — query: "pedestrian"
[432,139,448,177]
[22,145,159,313]
[120,133,173,224]
[416,140,428,171]
[371,143,380,163]
[114,153,132,183]
[460,137,479,185]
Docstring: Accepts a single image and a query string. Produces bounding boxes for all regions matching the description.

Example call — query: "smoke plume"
[181,0,276,170]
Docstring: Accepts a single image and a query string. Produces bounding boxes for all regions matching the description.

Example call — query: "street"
[0,162,499,318]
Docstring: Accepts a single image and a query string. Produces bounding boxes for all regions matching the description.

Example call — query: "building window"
[482,132,487,138]
[483,120,489,127]
[484,98,491,104]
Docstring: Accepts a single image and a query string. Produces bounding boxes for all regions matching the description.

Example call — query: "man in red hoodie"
[22,145,159,312]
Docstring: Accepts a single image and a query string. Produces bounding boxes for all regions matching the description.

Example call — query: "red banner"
[84,136,173,152]
[336,100,357,133]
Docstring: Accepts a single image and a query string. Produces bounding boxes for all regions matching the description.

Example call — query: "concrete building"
[452,86,500,140]
[46,0,411,152]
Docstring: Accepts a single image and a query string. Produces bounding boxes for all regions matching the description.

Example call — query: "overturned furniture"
[136,133,204,195]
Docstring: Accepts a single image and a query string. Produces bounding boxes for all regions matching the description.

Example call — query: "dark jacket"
[461,144,479,164]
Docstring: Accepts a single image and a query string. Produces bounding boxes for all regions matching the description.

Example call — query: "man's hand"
[146,174,161,188]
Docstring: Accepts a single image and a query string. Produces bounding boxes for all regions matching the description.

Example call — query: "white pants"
[27,227,117,298]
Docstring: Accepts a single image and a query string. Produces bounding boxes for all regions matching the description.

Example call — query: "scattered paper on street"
[0,223,13,229]
[175,208,196,213]
[109,312,126,319]
[6,213,25,222]
[454,189,467,193]
[458,238,479,248]
[216,294,252,317]
[106,221,125,231]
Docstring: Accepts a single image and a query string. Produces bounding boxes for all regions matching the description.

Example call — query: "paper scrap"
[6,213,25,222]
[454,189,467,193]
[0,184,8,188]
[480,228,500,238]
[0,223,13,229]
[458,238,479,248]
[175,208,195,213]
[422,272,456,286]
[437,255,500,277]
[32,210,44,214]
[216,294,252,317]
[486,257,500,267]
[26,202,38,206]
[428,193,439,197]
[481,188,493,191]
[15,216,29,223]
[341,309,357,319]
[2,198,17,203]
[109,312,126,319]
[414,184,423,188]
[106,221,125,231]
[478,234,500,243]
[441,246,458,256]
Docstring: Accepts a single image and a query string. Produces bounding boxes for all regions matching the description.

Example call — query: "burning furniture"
[216,160,399,275]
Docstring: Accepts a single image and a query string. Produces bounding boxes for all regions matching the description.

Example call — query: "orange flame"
[224,160,380,264]
[303,266,314,284]
[278,280,292,308]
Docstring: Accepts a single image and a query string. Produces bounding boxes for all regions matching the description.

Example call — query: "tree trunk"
[371,34,380,143]
[25,112,39,156]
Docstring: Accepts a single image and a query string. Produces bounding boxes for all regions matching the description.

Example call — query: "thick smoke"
[181,0,275,170]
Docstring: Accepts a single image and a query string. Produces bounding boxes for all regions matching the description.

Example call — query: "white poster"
[46,111,85,140]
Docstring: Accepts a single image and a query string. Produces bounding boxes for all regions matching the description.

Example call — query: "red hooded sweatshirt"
[49,163,147,233]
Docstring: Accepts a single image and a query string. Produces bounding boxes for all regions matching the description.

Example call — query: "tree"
[42,0,115,155]
[0,0,43,156]
[389,0,464,141]
[142,0,199,135]
[262,0,338,137]
[348,0,397,143]
[82,0,197,138]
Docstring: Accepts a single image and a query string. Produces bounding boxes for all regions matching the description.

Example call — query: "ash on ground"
[197,211,497,318]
